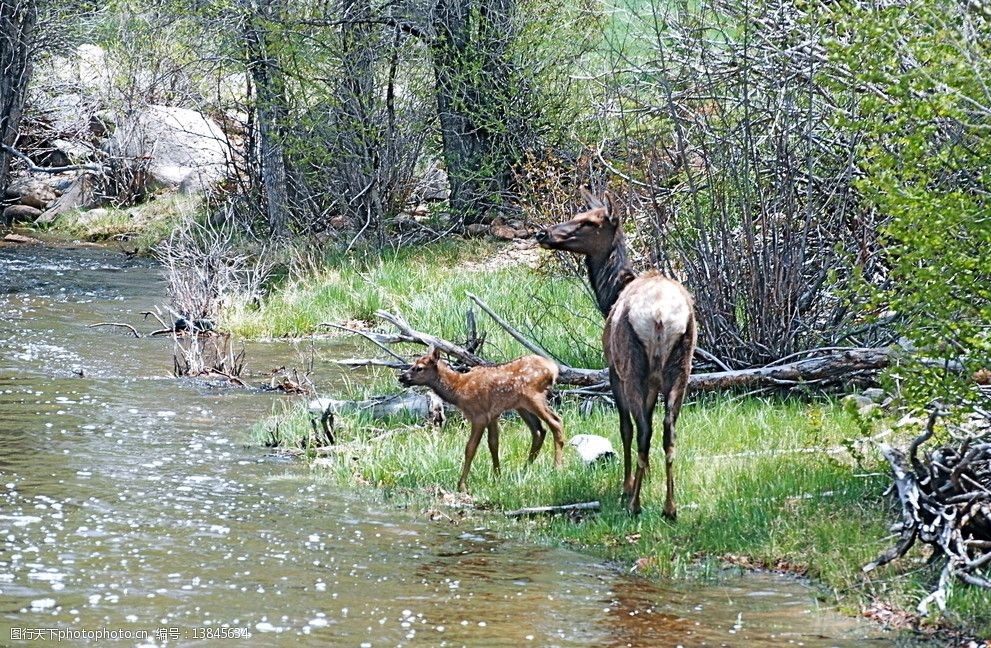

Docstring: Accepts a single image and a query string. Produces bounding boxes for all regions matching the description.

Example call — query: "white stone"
[568,434,616,464]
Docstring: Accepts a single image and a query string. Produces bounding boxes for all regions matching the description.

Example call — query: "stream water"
[0,240,896,646]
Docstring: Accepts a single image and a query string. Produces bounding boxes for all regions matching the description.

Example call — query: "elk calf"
[399,346,565,492]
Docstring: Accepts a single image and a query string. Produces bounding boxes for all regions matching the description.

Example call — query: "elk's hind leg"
[661,332,694,520]
[610,370,636,503]
[518,409,546,464]
[629,384,660,517]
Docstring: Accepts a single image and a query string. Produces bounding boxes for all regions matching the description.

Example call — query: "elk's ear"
[579,186,603,209]
[427,345,440,361]
[603,191,620,226]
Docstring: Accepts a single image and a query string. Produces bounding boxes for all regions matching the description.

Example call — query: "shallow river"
[0,241,895,646]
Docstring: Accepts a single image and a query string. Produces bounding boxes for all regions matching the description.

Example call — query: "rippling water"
[0,242,892,646]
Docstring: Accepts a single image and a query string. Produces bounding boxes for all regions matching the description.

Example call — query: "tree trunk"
[336,0,383,242]
[244,0,290,239]
[430,0,518,225]
[0,0,37,198]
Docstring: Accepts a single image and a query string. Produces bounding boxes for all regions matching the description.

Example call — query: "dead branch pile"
[865,408,991,614]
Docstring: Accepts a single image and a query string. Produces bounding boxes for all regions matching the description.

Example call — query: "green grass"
[43,194,200,254]
[241,239,989,637]
[228,240,605,369]
[255,395,991,638]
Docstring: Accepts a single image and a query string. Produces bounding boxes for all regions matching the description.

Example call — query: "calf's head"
[399,345,441,387]
[536,188,621,257]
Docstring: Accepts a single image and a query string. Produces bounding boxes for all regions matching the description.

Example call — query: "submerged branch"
[87,322,140,337]
[505,501,601,518]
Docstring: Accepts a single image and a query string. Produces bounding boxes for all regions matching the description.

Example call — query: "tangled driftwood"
[333,305,893,393]
[865,408,991,614]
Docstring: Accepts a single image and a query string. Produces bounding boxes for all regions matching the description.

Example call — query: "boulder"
[50,139,96,166]
[31,44,112,101]
[106,105,231,193]
[3,205,43,225]
[5,178,56,209]
[861,387,887,403]
[414,163,450,202]
[35,172,101,225]
[74,44,113,96]
[490,224,518,240]
[842,394,873,410]
[28,92,92,135]
[2,233,41,244]
[465,223,489,237]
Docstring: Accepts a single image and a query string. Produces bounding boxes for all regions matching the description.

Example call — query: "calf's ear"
[427,344,440,361]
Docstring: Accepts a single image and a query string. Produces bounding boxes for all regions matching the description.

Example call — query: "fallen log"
[309,391,447,426]
[689,347,893,392]
[334,309,893,392]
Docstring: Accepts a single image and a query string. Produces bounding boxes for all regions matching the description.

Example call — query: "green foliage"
[826,0,991,408]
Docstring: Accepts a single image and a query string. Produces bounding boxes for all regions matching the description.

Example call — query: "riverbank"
[259,393,988,640]
[242,240,990,641]
[31,194,199,255]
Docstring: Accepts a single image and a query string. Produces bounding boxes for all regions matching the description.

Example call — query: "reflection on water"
[0,243,891,645]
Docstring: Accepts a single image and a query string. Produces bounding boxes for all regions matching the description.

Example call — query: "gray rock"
[28,92,92,135]
[106,105,231,193]
[36,172,101,225]
[50,139,96,166]
[861,387,886,403]
[568,434,617,465]
[858,403,880,417]
[414,163,449,202]
[842,394,873,411]
[3,204,43,224]
[6,178,56,209]
[490,224,517,240]
[3,233,42,244]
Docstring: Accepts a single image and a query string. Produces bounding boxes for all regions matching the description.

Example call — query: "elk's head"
[536,188,621,257]
[399,345,441,387]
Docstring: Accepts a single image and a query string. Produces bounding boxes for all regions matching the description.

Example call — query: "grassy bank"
[260,394,989,637]
[244,240,989,638]
[40,194,199,254]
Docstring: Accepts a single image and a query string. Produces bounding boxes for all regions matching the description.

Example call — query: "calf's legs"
[457,420,487,492]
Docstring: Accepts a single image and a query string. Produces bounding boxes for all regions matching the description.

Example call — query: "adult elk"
[536,189,696,518]
[399,346,565,493]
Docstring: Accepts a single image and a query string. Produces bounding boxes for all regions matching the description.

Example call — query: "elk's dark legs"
[531,398,565,467]
[662,368,690,520]
[611,371,635,501]
[629,386,659,516]
[487,420,501,475]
